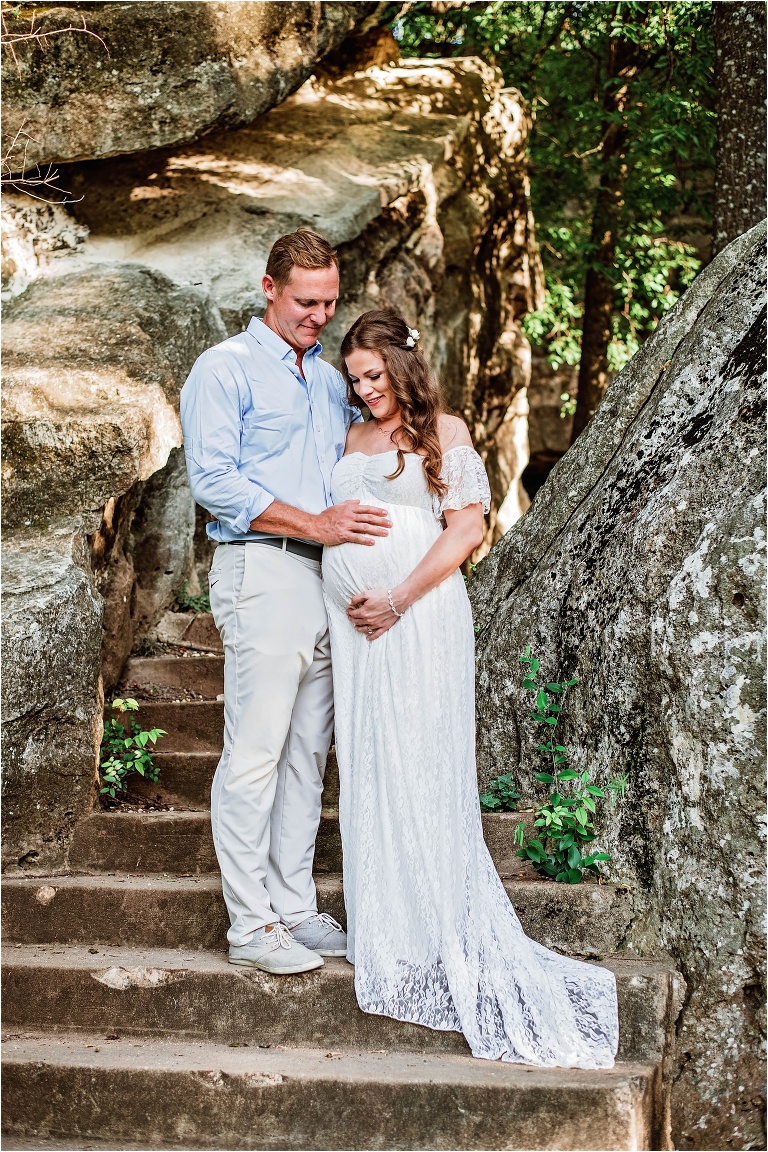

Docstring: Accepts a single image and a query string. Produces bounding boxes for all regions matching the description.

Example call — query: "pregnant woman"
[322,309,619,1068]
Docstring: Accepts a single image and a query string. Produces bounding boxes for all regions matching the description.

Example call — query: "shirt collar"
[247,316,322,361]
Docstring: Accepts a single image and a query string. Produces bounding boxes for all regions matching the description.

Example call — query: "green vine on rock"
[514,646,628,884]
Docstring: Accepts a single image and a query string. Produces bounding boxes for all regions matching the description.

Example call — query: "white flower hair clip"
[405,327,420,348]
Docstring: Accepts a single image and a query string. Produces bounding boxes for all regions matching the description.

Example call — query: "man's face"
[262,264,339,351]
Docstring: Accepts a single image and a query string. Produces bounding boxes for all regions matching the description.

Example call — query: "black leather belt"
[225,536,323,563]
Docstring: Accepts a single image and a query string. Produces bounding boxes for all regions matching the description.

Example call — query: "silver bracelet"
[387,589,405,618]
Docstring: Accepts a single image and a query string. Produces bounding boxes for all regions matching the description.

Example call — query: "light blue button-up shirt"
[180,317,361,543]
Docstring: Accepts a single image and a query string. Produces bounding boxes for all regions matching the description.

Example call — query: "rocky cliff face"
[2,519,103,872]
[2,264,224,526]
[2,23,539,868]
[5,57,540,544]
[1,266,226,868]
[1,1,383,170]
[469,223,766,1151]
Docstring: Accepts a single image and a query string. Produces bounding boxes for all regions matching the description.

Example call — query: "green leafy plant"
[559,392,577,419]
[479,772,521,812]
[99,698,166,799]
[513,647,627,883]
[176,583,210,614]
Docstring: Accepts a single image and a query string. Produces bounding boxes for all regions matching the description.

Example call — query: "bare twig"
[1,120,81,204]
[565,139,607,161]
[1,7,109,73]
[541,239,564,260]
[1,4,108,202]
[621,269,636,333]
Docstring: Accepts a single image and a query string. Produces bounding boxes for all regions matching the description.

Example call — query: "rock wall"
[4,57,541,549]
[468,223,767,1151]
[2,264,224,526]
[2,29,540,868]
[1,1,383,170]
[2,519,103,872]
[1,266,226,866]
[0,194,88,302]
[1,259,225,681]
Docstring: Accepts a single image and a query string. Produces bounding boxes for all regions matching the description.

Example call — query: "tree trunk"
[713,2,767,254]
[570,33,637,444]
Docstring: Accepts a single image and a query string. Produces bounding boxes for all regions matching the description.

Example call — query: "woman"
[322,309,618,1068]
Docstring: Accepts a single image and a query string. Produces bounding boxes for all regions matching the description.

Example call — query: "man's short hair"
[265,229,339,291]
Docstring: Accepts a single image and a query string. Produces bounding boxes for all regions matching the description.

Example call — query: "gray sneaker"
[229,923,323,974]
[289,913,347,957]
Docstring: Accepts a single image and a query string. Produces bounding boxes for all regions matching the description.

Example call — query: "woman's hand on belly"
[347,588,402,642]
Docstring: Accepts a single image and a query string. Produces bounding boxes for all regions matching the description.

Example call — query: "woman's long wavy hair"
[340,310,448,500]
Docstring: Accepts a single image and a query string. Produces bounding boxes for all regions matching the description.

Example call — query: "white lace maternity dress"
[321,445,619,1068]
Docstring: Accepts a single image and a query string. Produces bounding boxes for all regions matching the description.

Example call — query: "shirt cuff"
[231,489,275,533]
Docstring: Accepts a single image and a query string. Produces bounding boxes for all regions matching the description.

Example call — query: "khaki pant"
[208,542,334,946]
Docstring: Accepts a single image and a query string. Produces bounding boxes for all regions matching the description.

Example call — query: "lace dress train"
[322,446,619,1068]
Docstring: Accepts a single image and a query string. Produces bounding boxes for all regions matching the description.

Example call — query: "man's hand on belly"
[315,501,391,547]
[250,499,390,545]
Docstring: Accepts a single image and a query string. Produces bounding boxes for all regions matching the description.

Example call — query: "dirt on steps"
[124,652,224,696]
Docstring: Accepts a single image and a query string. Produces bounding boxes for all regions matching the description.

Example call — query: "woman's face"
[345,349,400,422]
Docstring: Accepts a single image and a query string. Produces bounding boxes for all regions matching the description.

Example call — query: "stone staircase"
[2,639,680,1150]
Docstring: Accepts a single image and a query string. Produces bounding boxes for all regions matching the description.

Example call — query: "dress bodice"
[330,446,491,518]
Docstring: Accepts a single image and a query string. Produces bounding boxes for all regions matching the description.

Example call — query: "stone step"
[147,611,223,652]
[180,612,223,651]
[113,700,222,754]
[123,654,224,697]
[68,810,344,875]
[2,945,676,1066]
[131,748,340,809]
[1,871,634,956]
[66,809,565,886]
[1,1032,658,1150]
[129,751,219,807]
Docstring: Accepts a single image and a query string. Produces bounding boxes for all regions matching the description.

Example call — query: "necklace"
[374,419,402,439]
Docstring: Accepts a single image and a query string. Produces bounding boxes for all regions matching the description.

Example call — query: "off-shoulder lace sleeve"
[434,445,491,518]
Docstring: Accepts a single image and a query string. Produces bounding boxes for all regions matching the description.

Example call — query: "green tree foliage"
[390,2,715,430]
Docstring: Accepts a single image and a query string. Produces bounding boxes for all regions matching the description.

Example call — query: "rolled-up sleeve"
[180,351,275,533]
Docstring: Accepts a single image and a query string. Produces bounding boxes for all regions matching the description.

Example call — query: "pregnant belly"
[322,506,441,610]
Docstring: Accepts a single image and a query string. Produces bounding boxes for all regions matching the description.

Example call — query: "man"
[180,229,390,974]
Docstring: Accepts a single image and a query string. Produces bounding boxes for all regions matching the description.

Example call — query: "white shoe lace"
[272,923,296,950]
[310,913,343,931]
